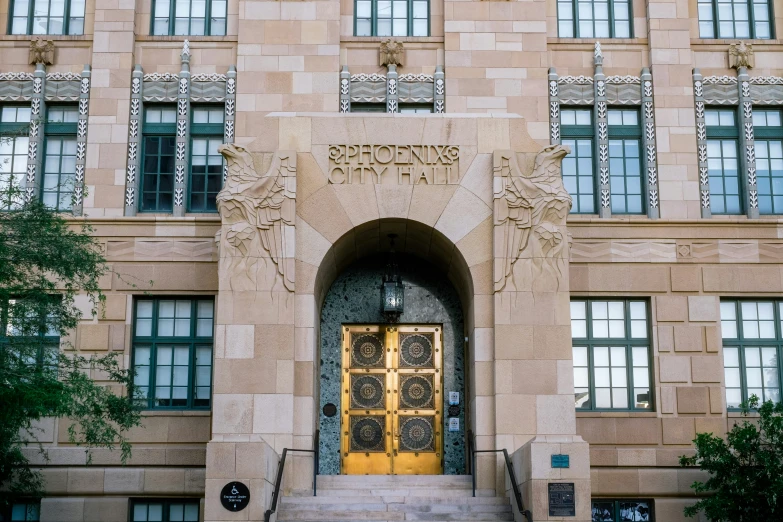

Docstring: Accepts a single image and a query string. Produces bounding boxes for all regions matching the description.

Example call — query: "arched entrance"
[318,250,467,475]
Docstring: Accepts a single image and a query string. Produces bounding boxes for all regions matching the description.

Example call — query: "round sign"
[220,481,250,512]
[448,405,460,417]
[323,403,337,417]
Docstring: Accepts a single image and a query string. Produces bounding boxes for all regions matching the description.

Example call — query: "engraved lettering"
[328,145,460,185]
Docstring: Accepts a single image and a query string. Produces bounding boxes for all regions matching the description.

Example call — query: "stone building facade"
[1,0,783,520]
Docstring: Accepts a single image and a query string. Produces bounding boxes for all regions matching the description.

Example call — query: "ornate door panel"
[341,325,442,475]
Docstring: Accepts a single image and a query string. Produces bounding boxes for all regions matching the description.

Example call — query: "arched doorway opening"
[312,219,475,476]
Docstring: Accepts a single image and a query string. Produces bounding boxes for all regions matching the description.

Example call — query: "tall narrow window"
[132,298,214,409]
[705,108,741,214]
[189,107,224,213]
[131,499,199,522]
[557,0,632,38]
[9,0,85,35]
[141,107,177,213]
[697,0,772,39]
[1,501,41,521]
[561,109,596,214]
[0,106,31,211]
[753,109,783,215]
[152,0,227,36]
[42,106,78,211]
[607,109,643,214]
[721,300,783,409]
[571,299,651,411]
[354,0,429,37]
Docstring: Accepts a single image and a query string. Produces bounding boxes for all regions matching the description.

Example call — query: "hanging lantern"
[381,234,404,321]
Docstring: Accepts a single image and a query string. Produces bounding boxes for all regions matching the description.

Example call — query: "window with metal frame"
[0,298,59,372]
[9,0,85,35]
[705,108,742,214]
[571,299,652,411]
[607,109,643,214]
[753,108,783,215]
[350,103,387,113]
[189,107,224,213]
[591,499,653,521]
[151,0,227,36]
[354,0,429,37]
[141,107,177,213]
[556,0,632,38]
[561,108,596,214]
[132,298,214,410]
[42,106,78,211]
[130,499,200,522]
[697,0,772,39]
[0,106,31,211]
[720,300,783,409]
[0,500,41,521]
[399,105,433,113]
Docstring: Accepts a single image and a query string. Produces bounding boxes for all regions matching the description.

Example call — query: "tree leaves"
[680,396,783,520]
[0,201,142,509]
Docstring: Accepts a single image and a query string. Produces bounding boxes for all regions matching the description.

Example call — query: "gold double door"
[341,324,443,475]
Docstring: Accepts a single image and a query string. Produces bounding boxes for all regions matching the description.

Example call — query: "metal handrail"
[263,430,319,522]
[468,430,532,522]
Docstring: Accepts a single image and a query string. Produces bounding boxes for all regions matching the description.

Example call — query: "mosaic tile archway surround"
[318,254,466,475]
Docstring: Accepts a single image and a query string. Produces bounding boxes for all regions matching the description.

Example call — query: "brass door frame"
[341,324,443,475]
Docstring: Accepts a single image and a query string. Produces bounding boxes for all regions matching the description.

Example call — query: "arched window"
[354,0,429,37]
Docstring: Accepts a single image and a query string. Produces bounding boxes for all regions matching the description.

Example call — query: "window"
[607,109,643,214]
[354,0,429,37]
[753,109,783,215]
[9,0,85,35]
[557,0,632,38]
[132,298,214,409]
[399,105,433,113]
[720,300,783,409]
[697,0,772,39]
[0,501,41,521]
[705,109,741,214]
[152,0,227,36]
[189,107,224,213]
[561,109,596,213]
[0,106,31,211]
[141,107,177,212]
[130,500,199,522]
[351,104,387,113]
[571,299,651,411]
[592,500,653,521]
[42,106,78,211]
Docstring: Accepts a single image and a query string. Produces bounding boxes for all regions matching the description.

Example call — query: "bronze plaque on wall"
[548,482,575,517]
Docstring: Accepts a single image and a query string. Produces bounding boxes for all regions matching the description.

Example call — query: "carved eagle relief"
[494,145,572,292]
[216,144,296,292]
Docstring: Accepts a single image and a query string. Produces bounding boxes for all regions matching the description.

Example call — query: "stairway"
[278,475,514,521]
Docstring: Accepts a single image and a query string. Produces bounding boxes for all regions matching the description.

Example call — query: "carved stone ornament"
[493,145,573,292]
[216,145,296,292]
[380,40,404,67]
[729,41,754,70]
[29,38,54,66]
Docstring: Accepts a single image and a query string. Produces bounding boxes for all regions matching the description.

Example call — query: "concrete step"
[281,496,509,506]
[279,503,511,514]
[316,475,473,488]
[296,488,497,498]
[277,512,513,522]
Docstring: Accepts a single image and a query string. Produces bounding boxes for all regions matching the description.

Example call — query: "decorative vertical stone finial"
[182,40,191,59]
[593,41,603,66]
[729,41,754,70]
[380,40,404,67]
[29,38,54,66]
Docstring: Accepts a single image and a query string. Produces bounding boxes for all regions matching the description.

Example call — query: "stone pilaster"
[493,146,590,521]
[24,63,46,204]
[386,64,399,113]
[548,69,560,146]
[124,66,143,216]
[594,47,610,219]
[72,66,91,216]
[641,68,660,219]
[434,65,444,114]
[339,66,350,113]
[693,69,711,218]
[737,67,759,218]
[222,66,236,185]
[174,42,191,217]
